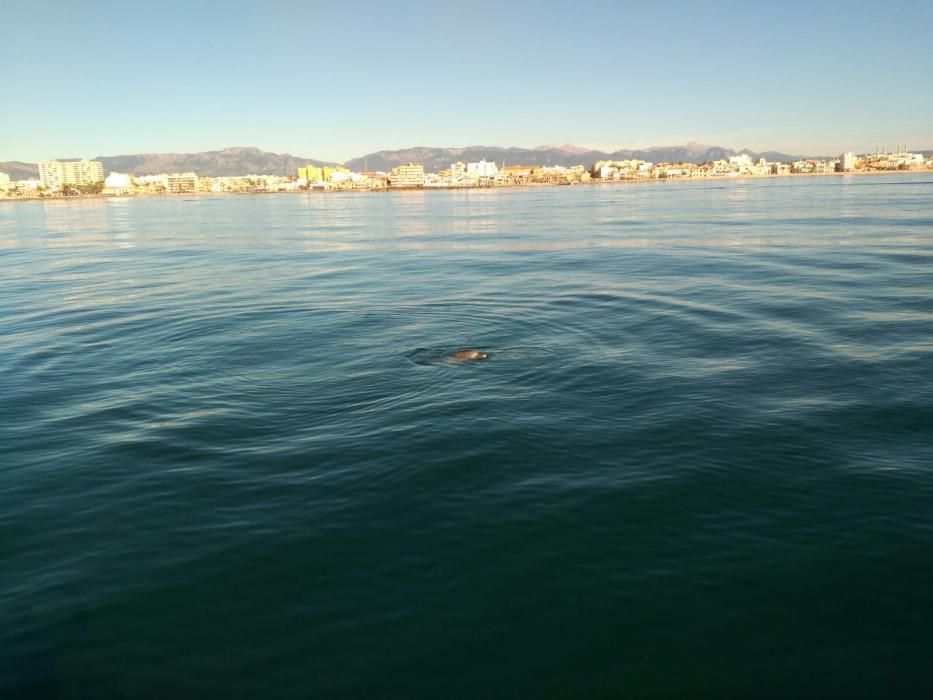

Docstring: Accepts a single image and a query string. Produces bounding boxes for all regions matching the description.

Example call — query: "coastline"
[2,168,931,204]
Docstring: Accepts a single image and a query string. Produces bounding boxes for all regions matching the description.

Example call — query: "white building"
[837,152,857,172]
[467,160,499,178]
[104,172,132,188]
[896,151,925,167]
[103,172,132,194]
[592,159,650,179]
[728,154,753,167]
[0,172,10,189]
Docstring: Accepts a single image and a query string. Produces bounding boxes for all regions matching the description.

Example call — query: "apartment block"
[162,173,199,193]
[38,159,104,190]
[389,163,425,188]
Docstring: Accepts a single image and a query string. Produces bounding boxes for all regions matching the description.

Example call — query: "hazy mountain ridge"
[345,143,817,173]
[535,144,595,154]
[97,147,337,177]
[344,146,613,173]
[0,147,335,180]
[0,161,41,180]
[3,143,878,181]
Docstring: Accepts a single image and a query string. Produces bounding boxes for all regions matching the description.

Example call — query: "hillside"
[3,143,831,180]
[1,147,337,179]
[345,142,810,173]
[96,147,337,177]
[0,161,40,180]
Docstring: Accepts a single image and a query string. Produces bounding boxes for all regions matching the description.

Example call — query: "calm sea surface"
[2,176,932,698]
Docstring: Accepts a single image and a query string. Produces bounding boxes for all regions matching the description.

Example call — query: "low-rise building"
[163,172,199,193]
[323,166,349,182]
[389,163,425,188]
[498,166,533,185]
[424,173,450,188]
[362,173,390,189]
[0,178,42,196]
[103,172,132,195]
[592,159,650,179]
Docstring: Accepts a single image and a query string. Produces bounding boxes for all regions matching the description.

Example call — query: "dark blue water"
[2,176,932,698]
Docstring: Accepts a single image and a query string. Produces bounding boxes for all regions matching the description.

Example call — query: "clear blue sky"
[2,0,931,162]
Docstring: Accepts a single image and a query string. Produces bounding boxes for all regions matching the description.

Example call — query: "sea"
[2,175,932,698]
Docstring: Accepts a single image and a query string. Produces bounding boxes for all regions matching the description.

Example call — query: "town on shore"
[1,147,930,200]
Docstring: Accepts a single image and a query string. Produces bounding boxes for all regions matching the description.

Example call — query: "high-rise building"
[38,161,63,190]
[82,160,104,183]
[389,163,425,188]
[38,160,104,190]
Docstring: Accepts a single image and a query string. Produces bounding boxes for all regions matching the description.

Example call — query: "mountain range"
[342,142,815,173]
[0,147,337,181]
[1,143,845,180]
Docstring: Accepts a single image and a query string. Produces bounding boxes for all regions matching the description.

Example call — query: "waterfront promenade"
[2,167,931,203]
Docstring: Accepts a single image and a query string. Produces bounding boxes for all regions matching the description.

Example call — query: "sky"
[1,0,931,163]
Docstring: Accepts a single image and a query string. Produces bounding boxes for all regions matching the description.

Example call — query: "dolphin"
[450,349,488,361]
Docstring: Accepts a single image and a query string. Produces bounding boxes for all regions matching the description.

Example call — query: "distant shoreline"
[2,169,931,204]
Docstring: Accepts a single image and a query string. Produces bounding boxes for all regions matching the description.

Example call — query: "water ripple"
[2,175,933,697]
